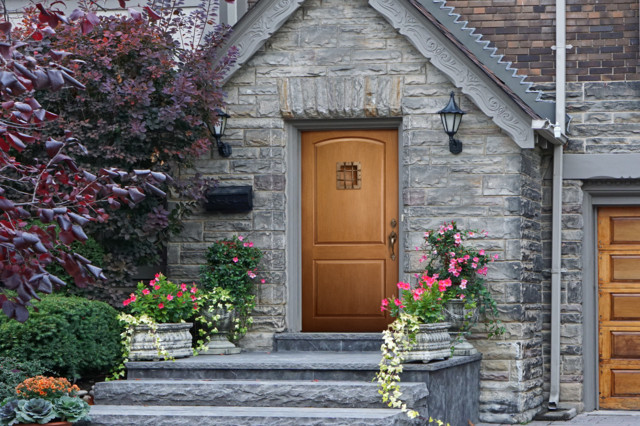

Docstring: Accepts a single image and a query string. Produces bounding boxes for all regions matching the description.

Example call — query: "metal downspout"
[549,0,567,411]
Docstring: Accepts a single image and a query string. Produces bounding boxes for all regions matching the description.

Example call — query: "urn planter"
[129,322,193,361]
[444,300,479,356]
[201,308,241,355]
[403,322,452,363]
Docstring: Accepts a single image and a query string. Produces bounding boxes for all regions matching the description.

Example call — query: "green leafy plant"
[123,273,199,324]
[13,398,56,425]
[0,296,124,379]
[0,358,45,401]
[418,221,504,337]
[53,395,90,422]
[200,236,264,343]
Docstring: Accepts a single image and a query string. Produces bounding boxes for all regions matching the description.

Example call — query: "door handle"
[389,230,397,261]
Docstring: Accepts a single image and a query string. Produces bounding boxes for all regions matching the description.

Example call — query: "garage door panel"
[599,206,640,410]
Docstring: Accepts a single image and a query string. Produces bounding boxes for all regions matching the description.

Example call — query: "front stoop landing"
[89,333,481,425]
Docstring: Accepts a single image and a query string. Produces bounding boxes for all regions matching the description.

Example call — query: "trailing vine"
[108,313,172,381]
[374,312,421,419]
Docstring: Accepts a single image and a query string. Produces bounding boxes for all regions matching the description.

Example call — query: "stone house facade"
[165,0,640,423]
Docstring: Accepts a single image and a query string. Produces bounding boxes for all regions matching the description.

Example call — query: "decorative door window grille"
[336,162,362,190]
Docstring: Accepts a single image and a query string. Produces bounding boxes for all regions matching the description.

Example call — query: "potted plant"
[0,375,90,425]
[198,235,264,354]
[380,275,454,364]
[418,221,504,353]
[119,273,199,362]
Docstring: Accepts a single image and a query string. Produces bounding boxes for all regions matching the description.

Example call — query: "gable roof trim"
[218,0,305,85]
[371,0,536,148]
[415,0,555,123]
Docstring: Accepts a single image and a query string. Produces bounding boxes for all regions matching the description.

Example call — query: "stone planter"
[129,322,193,361]
[444,300,479,356]
[201,308,241,355]
[403,322,452,363]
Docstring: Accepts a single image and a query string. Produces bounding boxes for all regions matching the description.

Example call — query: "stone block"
[483,174,521,196]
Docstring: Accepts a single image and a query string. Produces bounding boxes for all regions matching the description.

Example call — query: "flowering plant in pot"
[198,235,264,353]
[376,276,455,419]
[0,375,90,425]
[418,221,503,339]
[110,274,199,378]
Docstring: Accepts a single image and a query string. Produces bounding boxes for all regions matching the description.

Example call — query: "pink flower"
[397,281,410,290]
[181,283,187,291]
[473,257,479,263]
[155,273,161,279]
[167,294,174,301]
[177,291,183,297]
[142,289,150,295]
[471,263,477,269]
[190,286,197,294]
[149,279,156,286]
[479,249,485,255]
[122,299,131,306]
[233,257,239,263]
[393,298,404,308]
[468,232,474,237]
[248,242,253,247]
[459,294,466,300]
[154,285,161,290]
[493,254,499,260]
[238,236,244,241]
[412,288,425,301]
[158,303,165,309]
[460,279,467,289]
[380,299,389,312]
[478,267,488,276]
[261,279,266,284]
[248,271,257,279]
[191,295,197,301]
[130,293,136,302]
[193,303,198,310]
[244,243,249,247]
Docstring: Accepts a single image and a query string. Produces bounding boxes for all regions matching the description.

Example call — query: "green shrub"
[0,358,45,401]
[0,296,124,379]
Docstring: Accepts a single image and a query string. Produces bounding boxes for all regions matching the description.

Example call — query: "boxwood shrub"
[0,357,45,401]
[0,296,124,379]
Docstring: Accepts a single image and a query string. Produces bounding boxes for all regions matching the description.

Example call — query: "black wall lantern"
[438,91,465,154]
[212,108,231,158]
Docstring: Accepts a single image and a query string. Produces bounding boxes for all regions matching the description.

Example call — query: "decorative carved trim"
[217,0,305,85]
[370,0,536,148]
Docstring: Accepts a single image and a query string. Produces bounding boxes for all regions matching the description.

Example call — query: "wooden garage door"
[598,206,640,409]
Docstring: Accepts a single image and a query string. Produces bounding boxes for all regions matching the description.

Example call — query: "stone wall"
[167,0,553,422]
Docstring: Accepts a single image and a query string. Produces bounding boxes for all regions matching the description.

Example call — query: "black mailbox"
[204,185,253,213]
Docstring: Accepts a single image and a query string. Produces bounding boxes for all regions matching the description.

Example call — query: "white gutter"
[548,0,568,411]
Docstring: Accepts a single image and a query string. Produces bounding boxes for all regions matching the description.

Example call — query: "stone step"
[88,405,414,425]
[274,332,384,352]
[94,379,428,411]
[126,352,386,381]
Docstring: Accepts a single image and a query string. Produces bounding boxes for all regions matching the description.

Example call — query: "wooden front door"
[598,206,640,409]
[301,129,398,332]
